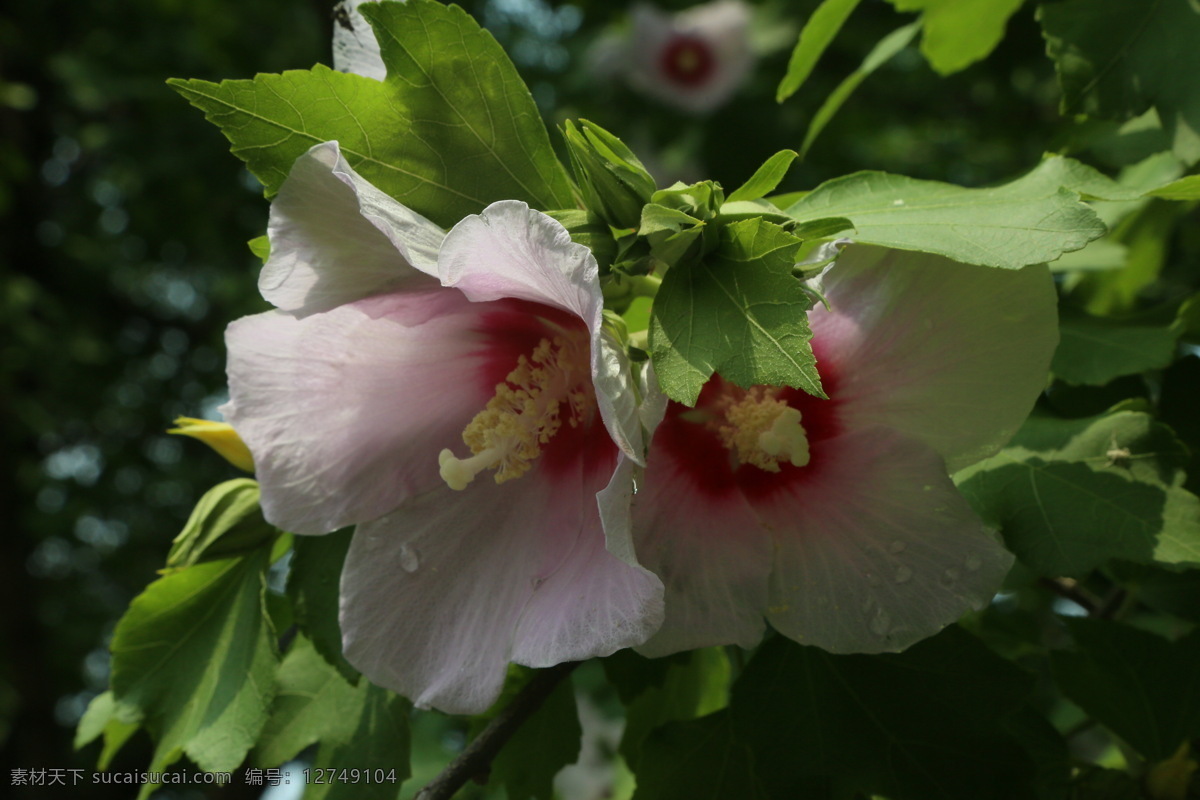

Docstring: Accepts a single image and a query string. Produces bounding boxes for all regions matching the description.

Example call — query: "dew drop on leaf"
[399,544,420,573]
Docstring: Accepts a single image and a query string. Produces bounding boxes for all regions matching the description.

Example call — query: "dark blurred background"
[0,0,1069,795]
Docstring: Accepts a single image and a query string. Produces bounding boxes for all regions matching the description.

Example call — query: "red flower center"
[652,362,841,502]
[659,34,717,88]
[441,299,613,490]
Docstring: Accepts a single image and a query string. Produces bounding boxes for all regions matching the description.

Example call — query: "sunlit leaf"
[726,150,797,204]
[170,0,572,228]
[777,0,862,102]
[110,552,278,797]
[785,157,1106,268]
[956,411,1200,576]
[889,0,1024,75]
[255,634,410,798]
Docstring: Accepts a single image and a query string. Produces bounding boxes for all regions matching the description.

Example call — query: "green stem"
[629,274,662,298]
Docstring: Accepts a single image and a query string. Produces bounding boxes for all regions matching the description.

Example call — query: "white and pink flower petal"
[340,460,663,715]
[758,426,1013,653]
[809,246,1057,472]
[630,442,772,657]
[439,200,645,461]
[222,288,495,535]
[259,141,443,316]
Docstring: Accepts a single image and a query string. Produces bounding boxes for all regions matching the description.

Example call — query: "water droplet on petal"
[940,567,960,587]
[398,544,420,573]
[869,609,891,636]
[860,595,874,612]
[889,540,907,554]
[894,565,913,584]
[965,554,983,572]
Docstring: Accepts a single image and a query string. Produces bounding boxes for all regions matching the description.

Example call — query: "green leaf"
[544,209,619,272]
[1039,0,1200,164]
[170,1,571,229]
[632,711,764,800]
[785,156,1107,268]
[652,180,725,221]
[361,0,573,209]
[639,203,705,267]
[800,23,920,159]
[1148,174,1200,200]
[1051,308,1180,385]
[287,529,358,682]
[255,634,410,796]
[1109,562,1200,624]
[649,218,823,405]
[726,150,797,204]
[790,216,855,241]
[1053,619,1200,761]
[955,410,1200,576]
[730,628,1044,800]
[110,552,278,797]
[1049,239,1128,272]
[305,688,411,800]
[170,68,434,215]
[889,0,1024,75]
[166,478,276,568]
[248,235,270,263]
[1073,200,1188,315]
[255,636,363,767]
[601,649,689,705]
[489,677,581,800]
[777,0,862,102]
[75,691,139,770]
[621,648,730,763]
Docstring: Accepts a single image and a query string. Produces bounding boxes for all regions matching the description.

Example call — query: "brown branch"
[415,661,580,800]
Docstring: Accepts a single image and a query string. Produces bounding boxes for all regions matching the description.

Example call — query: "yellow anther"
[439,335,593,491]
[717,388,810,473]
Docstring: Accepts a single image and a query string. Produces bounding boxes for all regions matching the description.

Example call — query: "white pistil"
[716,387,811,473]
[757,407,811,467]
[438,335,593,491]
[438,447,504,492]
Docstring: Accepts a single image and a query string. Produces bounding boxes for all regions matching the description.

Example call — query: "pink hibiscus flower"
[622,0,755,114]
[223,141,664,713]
[631,246,1058,656]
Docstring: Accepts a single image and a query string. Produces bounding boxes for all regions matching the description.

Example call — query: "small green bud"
[562,120,656,231]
